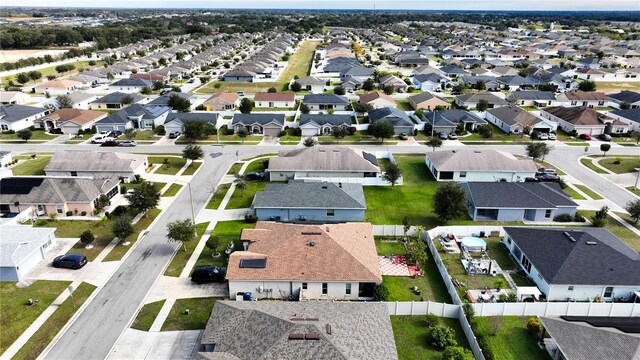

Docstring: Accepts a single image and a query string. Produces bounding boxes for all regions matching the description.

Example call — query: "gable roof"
[268,147,379,173]
[466,182,577,209]
[204,92,239,104]
[91,92,145,104]
[408,91,448,105]
[610,108,640,123]
[358,92,395,105]
[504,227,640,285]
[296,76,325,86]
[299,114,352,127]
[109,78,153,87]
[542,106,617,126]
[456,92,509,105]
[561,91,609,101]
[254,92,296,102]
[43,108,105,126]
[487,105,542,128]
[96,104,169,125]
[0,226,56,267]
[232,113,285,126]
[254,181,365,210]
[227,221,381,282]
[45,150,146,173]
[165,112,218,125]
[0,104,47,123]
[510,91,556,101]
[147,91,194,106]
[367,107,413,127]
[302,94,349,105]
[422,109,486,127]
[609,90,640,104]
[0,176,119,205]
[427,149,537,172]
[200,301,398,360]
[413,73,449,83]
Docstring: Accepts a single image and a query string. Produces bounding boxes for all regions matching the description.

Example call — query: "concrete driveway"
[144,276,229,304]
[106,329,201,360]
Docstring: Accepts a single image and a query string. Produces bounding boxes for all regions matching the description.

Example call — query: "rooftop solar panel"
[239,258,267,268]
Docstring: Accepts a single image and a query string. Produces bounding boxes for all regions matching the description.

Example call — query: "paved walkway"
[106,329,201,360]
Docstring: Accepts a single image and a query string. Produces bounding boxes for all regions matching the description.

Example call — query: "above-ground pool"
[460,236,487,252]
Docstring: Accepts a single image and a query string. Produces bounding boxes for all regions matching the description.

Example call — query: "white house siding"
[301,84,324,94]
[485,112,516,133]
[426,163,535,182]
[255,100,292,108]
[0,232,55,282]
[254,208,364,222]
[60,123,82,135]
[0,110,47,131]
[268,171,370,181]
[228,280,363,301]
[163,121,183,134]
[300,126,320,136]
[95,123,130,133]
[107,85,145,94]
[306,104,348,111]
[607,113,640,132]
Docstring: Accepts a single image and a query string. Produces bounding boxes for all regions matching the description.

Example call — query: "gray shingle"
[253,181,365,209]
[466,182,577,208]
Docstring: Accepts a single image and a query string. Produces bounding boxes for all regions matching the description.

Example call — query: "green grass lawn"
[242,153,278,161]
[35,217,116,261]
[463,123,525,142]
[205,183,232,210]
[103,208,162,262]
[472,316,550,360]
[120,181,167,194]
[318,130,376,143]
[484,237,515,270]
[0,130,58,142]
[598,157,640,174]
[216,133,262,143]
[160,297,218,331]
[375,239,407,256]
[2,60,105,84]
[573,184,603,200]
[440,250,509,300]
[195,221,256,269]
[391,316,471,360]
[12,282,96,360]
[225,181,267,209]
[580,157,608,174]
[11,156,51,175]
[242,157,272,175]
[164,222,210,277]
[364,155,441,226]
[131,300,166,331]
[563,186,586,200]
[581,211,640,252]
[227,163,243,175]
[626,186,640,196]
[181,162,202,176]
[149,157,187,175]
[279,128,301,143]
[127,130,156,141]
[0,280,71,355]
[395,100,413,111]
[161,183,183,197]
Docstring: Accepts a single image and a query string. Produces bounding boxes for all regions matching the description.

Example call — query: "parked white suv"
[90,136,114,144]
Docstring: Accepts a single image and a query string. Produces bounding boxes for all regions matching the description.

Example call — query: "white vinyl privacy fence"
[472,301,640,317]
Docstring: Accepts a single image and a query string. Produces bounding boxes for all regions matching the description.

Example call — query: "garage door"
[16,251,45,281]
[301,128,318,136]
[263,127,281,137]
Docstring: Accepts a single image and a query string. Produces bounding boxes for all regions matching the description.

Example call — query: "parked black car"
[52,254,88,269]
[191,265,227,284]
[101,140,119,147]
[245,172,265,181]
[535,173,560,182]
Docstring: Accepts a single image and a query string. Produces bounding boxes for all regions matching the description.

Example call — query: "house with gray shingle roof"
[94,104,170,132]
[0,104,48,131]
[45,150,147,182]
[0,225,57,281]
[367,107,415,135]
[252,181,365,222]
[302,94,349,111]
[486,105,553,134]
[299,114,352,136]
[89,92,146,111]
[502,227,640,301]
[425,149,537,182]
[231,113,285,137]
[107,78,153,93]
[455,92,509,109]
[463,182,577,222]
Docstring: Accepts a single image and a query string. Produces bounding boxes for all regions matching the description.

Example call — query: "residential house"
[253,181,366,222]
[496,75,536,91]
[408,92,451,110]
[378,75,408,93]
[44,150,148,182]
[0,104,48,131]
[340,66,374,83]
[0,225,56,282]
[295,76,325,93]
[267,147,381,182]
[33,79,82,95]
[163,112,220,135]
[197,301,398,360]
[0,91,31,105]
[463,182,578,222]
[202,93,239,111]
[89,92,146,110]
[254,92,296,109]
[358,92,397,109]
[556,92,611,108]
[608,108,640,132]
[94,104,170,132]
[486,105,554,134]
[425,149,537,182]
[412,73,450,91]
[51,92,97,110]
[421,110,487,134]
[0,176,120,218]
[302,94,349,111]
[368,107,414,135]
[34,108,106,134]
[223,69,257,82]
[226,221,382,300]
[107,78,153,93]
[608,90,640,109]
[439,65,469,79]
[540,106,628,136]
[455,92,509,109]
[576,57,601,69]
[459,76,501,91]
[299,114,352,136]
[509,91,557,108]
[231,113,285,137]
[502,227,640,302]
[147,92,195,109]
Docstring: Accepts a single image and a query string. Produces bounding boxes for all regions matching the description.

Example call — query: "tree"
[429,325,457,350]
[183,144,204,161]
[475,79,486,90]
[299,103,310,114]
[477,124,493,141]
[183,120,215,142]
[303,137,316,147]
[433,182,468,224]
[578,80,597,92]
[506,93,519,105]
[121,94,134,105]
[591,206,609,227]
[124,128,137,140]
[126,181,161,215]
[56,94,73,109]
[333,85,345,95]
[80,230,95,248]
[476,99,489,112]
[407,237,428,271]
[239,98,252,114]
[290,81,302,92]
[362,78,375,91]
[426,137,443,151]
[442,347,474,360]
[525,142,554,161]
[111,215,134,244]
[369,120,395,143]
[331,126,346,142]
[17,129,32,142]
[267,87,277,93]
[382,85,394,95]
[168,94,191,112]
[166,219,196,252]
[141,86,153,95]
[353,102,374,114]
[538,83,558,92]
[625,199,640,224]
[15,72,29,84]
[237,128,249,143]
[600,143,611,156]
[235,178,248,197]
[526,317,542,335]
[153,80,165,91]
[382,161,402,186]
[28,71,42,81]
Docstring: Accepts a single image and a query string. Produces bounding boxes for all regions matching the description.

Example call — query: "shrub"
[553,214,574,222]
[424,314,440,328]
[429,325,457,350]
[372,283,389,301]
[111,205,128,217]
[574,212,586,222]
[613,158,621,165]
[205,236,219,251]
[462,303,475,322]
[66,211,73,216]
[347,126,356,135]
[526,317,542,335]
[105,211,111,219]
[441,346,474,360]
[279,130,286,137]
[154,125,166,135]
[244,214,258,223]
[80,211,87,216]
[49,213,57,220]
[80,230,95,245]
[93,208,101,215]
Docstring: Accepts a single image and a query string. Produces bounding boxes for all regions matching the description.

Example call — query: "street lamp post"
[634,168,640,190]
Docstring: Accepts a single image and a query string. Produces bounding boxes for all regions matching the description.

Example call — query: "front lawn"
[149,157,186,175]
[318,130,376,143]
[391,316,471,360]
[627,186,640,196]
[581,211,640,252]
[462,123,524,142]
[580,157,607,174]
[562,186,586,200]
[161,183,183,197]
[127,130,157,141]
[279,128,301,143]
[120,181,167,194]
[598,157,640,174]
[225,181,267,209]
[160,297,218,331]
[364,155,441,226]
[573,184,603,200]
[0,130,58,142]
[195,221,256,269]
[0,280,71,355]
[131,300,166,331]
[164,222,210,277]
[35,217,117,261]
[11,156,51,176]
[181,162,202,176]
[205,183,231,210]
[12,282,96,360]
[242,157,272,175]
[227,163,243,175]
[472,316,550,360]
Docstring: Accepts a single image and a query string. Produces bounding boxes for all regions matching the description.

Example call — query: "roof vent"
[288,333,304,340]
[301,231,322,235]
[586,241,597,245]
[321,185,328,189]
[563,231,576,242]
[305,334,321,340]
[309,241,316,247]
[325,324,332,335]
[474,150,482,153]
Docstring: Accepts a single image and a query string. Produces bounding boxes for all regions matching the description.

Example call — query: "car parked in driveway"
[169,131,180,139]
[599,134,612,141]
[448,133,458,140]
[191,265,226,284]
[245,172,265,181]
[538,133,549,140]
[438,132,448,140]
[548,133,557,140]
[53,254,88,270]
[118,140,137,147]
[90,136,114,144]
[579,134,592,141]
[535,173,560,182]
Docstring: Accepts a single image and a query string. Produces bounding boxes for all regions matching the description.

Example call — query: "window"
[302,283,307,290]
[56,205,63,214]
[568,286,574,291]
[70,171,78,177]
[521,255,532,273]
[459,171,467,178]
[604,287,614,298]
[439,171,454,180]
[0,125,8,130]
[544,209,552,218]
[322,283,328,295]
[598,101,604,106]
[326,209,335,217]
[571,101,577,106]
[345,283,352,295]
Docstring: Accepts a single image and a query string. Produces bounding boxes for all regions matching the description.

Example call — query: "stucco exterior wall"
[254,208,364,222]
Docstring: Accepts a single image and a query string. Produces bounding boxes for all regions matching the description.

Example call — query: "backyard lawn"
[581,211,640,252]
[164,222,210,277]
[364,155,441,226]
[0,280,71,355]
[195,221,256,269]
[12,282,96,360]
[149,156,187,175]
[395,100,413,111]
[11,156,52,175]
[391,316,471,360]
[472,316,551,360]
[225,181,267,209]
[205,183,231,210]
[440,248,510,300]
[161,183,183,197]
[161,297,219,331]
[131,300,166,331]
[375,239,407,256]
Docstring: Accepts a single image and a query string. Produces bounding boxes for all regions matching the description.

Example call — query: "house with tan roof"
[358,92,396,109]
[226,221,382,300]
[556,91,611,108]
[202,92,240,111]
[254,92,296,108]
[33,79,83,95]
[0,91,31,105]
[44,150,147,182]
[425,149,537,182]
[540,106,628,136]
[34,108,106,134]
[408,92,451,110]
[486,105,554,134]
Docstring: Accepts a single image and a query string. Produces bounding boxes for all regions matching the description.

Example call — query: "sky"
[9,0,640,11]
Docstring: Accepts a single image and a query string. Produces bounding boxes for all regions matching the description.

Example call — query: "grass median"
[164,222,210,277]
[131,300,166,331]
